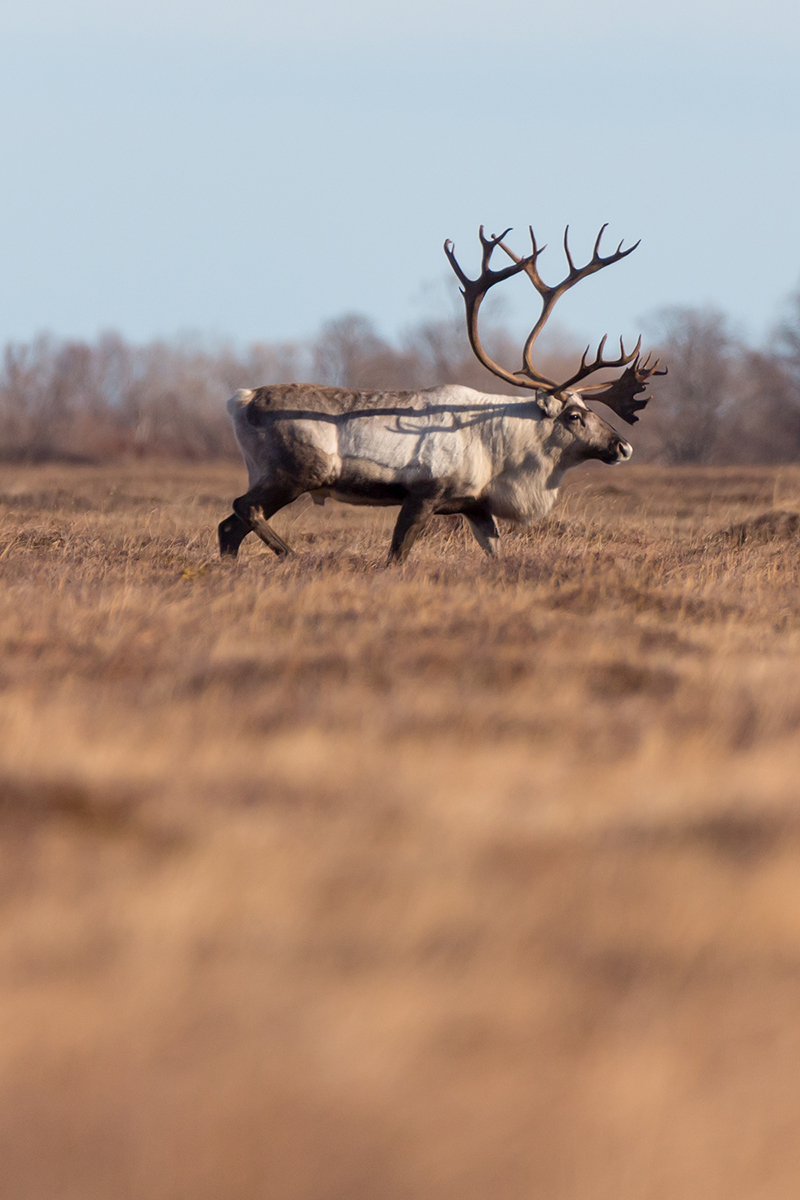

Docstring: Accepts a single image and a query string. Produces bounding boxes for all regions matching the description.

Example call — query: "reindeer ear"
[536,391,565,419]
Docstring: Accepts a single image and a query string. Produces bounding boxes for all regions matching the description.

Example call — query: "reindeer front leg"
[464,507,501,557]
[387,495,439,564]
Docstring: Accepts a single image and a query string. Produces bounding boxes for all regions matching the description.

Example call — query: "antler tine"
[637,352,661,375]
[497,229,544,265]
[564,226,576,273]
[478,225,512,275]
[588,223,641,270]
[610,237,640,262]
[443,239,469,289]
[575,334,607,378]
[592,223,609,259]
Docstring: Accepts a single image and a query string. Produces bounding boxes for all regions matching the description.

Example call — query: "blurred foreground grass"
[1,461,800,1199]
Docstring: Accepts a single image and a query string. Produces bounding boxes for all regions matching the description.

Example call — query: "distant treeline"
[2,296,800,464]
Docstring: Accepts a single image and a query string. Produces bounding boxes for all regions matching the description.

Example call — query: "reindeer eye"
[566,410,583,423]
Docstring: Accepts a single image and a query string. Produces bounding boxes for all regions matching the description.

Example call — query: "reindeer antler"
[444,227,551,390]
[444,223,663,420]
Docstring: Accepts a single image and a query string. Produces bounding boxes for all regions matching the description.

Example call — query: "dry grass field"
[2,459,800,1199]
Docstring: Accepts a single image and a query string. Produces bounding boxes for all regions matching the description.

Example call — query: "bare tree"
[311,313,417,390]
[716,349,800,463]
[640,307,734,463]
[719,287,800,462]
[4,280,800,465]
[773,286,800,374]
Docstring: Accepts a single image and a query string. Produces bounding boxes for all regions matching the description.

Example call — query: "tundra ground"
[2,460,800,1200]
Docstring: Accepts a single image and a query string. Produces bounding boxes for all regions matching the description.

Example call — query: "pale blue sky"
[1,0,799,351]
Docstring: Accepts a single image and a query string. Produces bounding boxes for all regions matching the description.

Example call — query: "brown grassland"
[2,459,800,1199]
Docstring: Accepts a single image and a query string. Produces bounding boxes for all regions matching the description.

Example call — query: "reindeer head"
[549,394,633,466]
[444,222,666,440]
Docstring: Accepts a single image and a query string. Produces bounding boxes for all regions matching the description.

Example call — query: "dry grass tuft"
[723,507,800,545]
[2,461,800,1199]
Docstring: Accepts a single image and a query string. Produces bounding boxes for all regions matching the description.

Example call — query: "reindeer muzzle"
[605,437,633,463]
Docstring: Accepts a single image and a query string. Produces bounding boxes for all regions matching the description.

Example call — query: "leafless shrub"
[721,509,800,545]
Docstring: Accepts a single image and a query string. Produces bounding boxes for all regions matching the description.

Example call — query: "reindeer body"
[230,383,561,518]
[220,381,632,561]
[219,221,663,563]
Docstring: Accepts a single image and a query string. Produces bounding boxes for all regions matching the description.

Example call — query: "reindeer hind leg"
[232,484,301,558]
[218,511,251,557]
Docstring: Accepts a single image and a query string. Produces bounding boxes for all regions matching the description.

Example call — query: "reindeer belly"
[312,480,410,507]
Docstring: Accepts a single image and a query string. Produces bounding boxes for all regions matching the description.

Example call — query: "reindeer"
[219,223,664,563]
